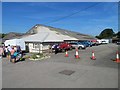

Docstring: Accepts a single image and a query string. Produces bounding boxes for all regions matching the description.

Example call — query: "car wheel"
[79,47,82,50]
[70,47,72,50]
[61,49,64,52]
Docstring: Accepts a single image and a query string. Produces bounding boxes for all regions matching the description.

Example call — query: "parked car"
[78,41,92,47]
[59,42,72,52]
[69,42,86,49]
[101,39,109,44]
[90,39,99,46]
[51,44,60,53]
[51,44,59,51]
[97,39,102,45]
[116,42,120,45]
[86,41,93,47]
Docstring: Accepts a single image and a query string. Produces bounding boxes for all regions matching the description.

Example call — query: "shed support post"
[40,43,43,54]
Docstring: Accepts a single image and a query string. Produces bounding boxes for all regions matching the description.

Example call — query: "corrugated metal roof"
[22,25,78,42]
[26,24,95,40]
[22,33,48,42]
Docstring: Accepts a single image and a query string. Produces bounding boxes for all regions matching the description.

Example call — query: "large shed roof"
[22,25,78,42]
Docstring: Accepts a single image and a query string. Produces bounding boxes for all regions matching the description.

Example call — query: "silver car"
[69,42,86,49]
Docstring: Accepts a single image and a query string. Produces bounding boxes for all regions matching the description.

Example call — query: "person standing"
[48,45,52,54]
[14,46,17,52]
[10,47,15,63]
[4,46,8,58]
[54,44,59,54]
[7,45,12,60]
[0,46,3,59]
[17,46,21,52]
[2,46,6,57]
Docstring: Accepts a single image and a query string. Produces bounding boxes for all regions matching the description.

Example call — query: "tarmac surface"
[2,43,118,88]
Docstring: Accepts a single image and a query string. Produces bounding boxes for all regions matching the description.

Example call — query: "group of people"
[0,45,22,63]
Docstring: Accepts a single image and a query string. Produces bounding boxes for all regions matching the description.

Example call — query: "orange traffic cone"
[114,51,120,63]
[90,51,96,60]
[65,50,68,57]
[75,48,80,59]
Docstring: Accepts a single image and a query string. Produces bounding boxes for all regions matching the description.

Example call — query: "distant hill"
[4,32,23,39]
[1,32,24,42]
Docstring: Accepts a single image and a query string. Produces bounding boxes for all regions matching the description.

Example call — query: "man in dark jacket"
[54,44,59,54]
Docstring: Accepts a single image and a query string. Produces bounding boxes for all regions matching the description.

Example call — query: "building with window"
[21,24,78,53]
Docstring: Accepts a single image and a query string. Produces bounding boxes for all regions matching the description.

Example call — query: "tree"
[95,36,102,39]
[98,29,115,39]
[0,33,7,38]
[2,34,6,38]
[116,31,120,38]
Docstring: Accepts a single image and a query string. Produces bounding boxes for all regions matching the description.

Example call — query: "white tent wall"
[4,39,25,51]
[4,39,16,46]
[16,39,25,50]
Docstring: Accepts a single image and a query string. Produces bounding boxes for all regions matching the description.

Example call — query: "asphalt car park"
[2,43,118,88]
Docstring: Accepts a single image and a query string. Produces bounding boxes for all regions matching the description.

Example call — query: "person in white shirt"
[7,45,12,52]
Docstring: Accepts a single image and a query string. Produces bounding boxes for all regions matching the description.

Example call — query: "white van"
[97,39,102,44]
[101,39,109,44]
